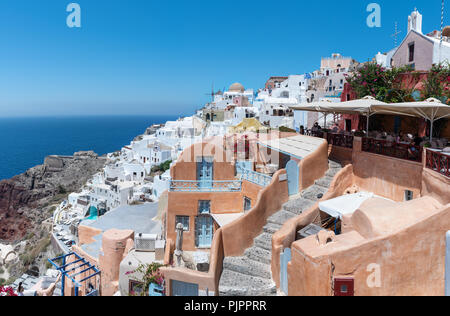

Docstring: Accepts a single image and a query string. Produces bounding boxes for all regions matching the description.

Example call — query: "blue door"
[286,159,299,196]
[197,157,213,188]
[280,248,291,295]
[196,215,214,248]
[171,280,199,296]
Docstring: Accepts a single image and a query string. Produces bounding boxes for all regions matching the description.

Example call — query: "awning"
[290,96,387,116]
[319,192,376,219]
[211,213,245,227]
[290,96,450,140]
[258,135,326,160]
[371,98,450,141]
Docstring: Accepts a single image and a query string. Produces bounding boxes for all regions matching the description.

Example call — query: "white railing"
[236,166,272,187]
[170,180,242,192]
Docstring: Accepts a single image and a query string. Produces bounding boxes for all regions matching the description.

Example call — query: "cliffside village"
[2,9,450,297]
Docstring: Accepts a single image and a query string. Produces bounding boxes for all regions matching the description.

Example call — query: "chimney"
[408,9,423,34]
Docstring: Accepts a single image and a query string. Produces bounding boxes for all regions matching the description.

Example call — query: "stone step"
[325,167,341,178]
[283,198,315,215]
[267,210,296,226]
[223,256,272,279]
[219,269,277,296]
[244,246,272,265]
[315,176,334,188]
[329,161,342,169]
[254,232,273,251]
[263,222,282,234]
[301,185,328,201]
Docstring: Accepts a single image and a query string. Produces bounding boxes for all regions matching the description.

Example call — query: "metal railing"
[362,138,423,163]
[170,180,242,192]
[239,168,272,187]
[327,133,354,149]
[426,149,450,178]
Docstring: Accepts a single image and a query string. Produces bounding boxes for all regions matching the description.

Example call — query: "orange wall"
[351,137,423,202]
[421,167,450,205]
[78,225,102,246]
[221,170,289,257]
[166,180,264,251]
[298,140,329,191]
[288,204,450,296]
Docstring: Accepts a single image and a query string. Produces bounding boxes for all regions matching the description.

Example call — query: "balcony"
[426,149,450,178]
[170,180,242,192]
[326,133,354,149]
[239,168,273,187]
[362,138,422,163]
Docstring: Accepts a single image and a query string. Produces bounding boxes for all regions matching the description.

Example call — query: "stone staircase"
[219,160,342,296]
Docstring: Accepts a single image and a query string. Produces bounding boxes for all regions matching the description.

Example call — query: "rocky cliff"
[0,151,106,242]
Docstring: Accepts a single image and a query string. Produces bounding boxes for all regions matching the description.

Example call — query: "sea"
[0,115,178,180]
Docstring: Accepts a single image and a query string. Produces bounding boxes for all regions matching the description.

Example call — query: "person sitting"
[300,126,305,135]
[331,124,339,133]
[311,123,320,136]
[17,273,61,297]
[408,134,423,160]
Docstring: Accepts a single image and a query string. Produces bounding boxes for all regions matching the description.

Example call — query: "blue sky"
[0,0,446,117]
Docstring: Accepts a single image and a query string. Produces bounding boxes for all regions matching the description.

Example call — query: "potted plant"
[127,262,165,296]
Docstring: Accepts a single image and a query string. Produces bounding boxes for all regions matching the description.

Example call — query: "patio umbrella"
[336,96,388,134]
[372,98,450,142]
[290,96,388,133]
[289,99,336,128]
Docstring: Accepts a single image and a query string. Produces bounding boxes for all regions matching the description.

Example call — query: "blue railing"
[238,168,272,187]
[170,180,242,192]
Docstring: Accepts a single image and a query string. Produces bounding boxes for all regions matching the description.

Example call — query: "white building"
[152,169,171,199]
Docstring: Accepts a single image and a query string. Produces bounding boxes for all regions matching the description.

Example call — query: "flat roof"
[81,203,161,258]
[258,135,326,160]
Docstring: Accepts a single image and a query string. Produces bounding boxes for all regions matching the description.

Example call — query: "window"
[129,280,146,296]
[405,190,414,201]
[408,43,415,62]
[176,216,190,231]
[198,200,211,214]
[244,197,252,212]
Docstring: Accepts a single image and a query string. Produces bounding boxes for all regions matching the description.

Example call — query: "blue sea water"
[0,115,178,180]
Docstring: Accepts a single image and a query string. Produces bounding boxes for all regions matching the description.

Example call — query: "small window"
[176,216,190,231]
[198,200,211,215]
[408,43,415,62]
[244,197,252,212]
[405,190,414,201]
